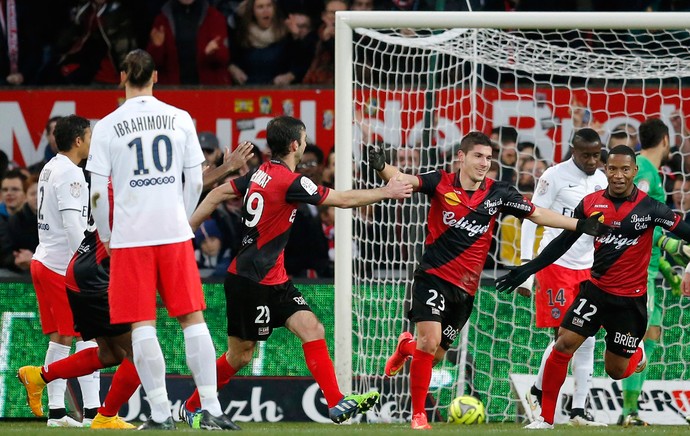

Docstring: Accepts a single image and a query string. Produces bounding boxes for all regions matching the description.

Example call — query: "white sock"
[75,340,101,410]
[572,336,595,410]
[131,326,170,423]
[535,340,555,391]
[184,323,223,417]
[44,341,71,409]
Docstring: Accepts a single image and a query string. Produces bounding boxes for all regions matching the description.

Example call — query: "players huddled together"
[14,48,690,431]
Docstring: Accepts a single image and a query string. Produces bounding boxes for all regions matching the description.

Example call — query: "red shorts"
[535,264,590,328]
[109,240,205,324]
[31,260,78,336]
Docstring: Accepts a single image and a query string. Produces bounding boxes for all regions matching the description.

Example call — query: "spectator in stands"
[199,131,223,168]
[8,175,38,272]
[0,169,28,271]
[284,144,330,277]
[351,0,375,10]
[607,123,638,150]
[491,125,519,183]
[148,0,231,85]
[210,184,244,262]
[322,148,335,188]
[669,109,690,173]
[303,0,348,84]
[276,9,317,85]
[229,0,291,85]
[672,176,690,222]
[517,156,548,197]
[44,0,138,85]
[247,143,264,170]
[194,218,231,277]
[28,117,62,175]
[319,204,335,276]
[396,145,420,174]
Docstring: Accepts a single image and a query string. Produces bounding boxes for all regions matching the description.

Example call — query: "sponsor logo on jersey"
[630,213,651,230]
[594,204,609,208]
[442,325,459,342]
[595,233,640,249]
[572,316,584,327]
[654,217,675,227]
[441,211,490,237]
[300,177,318,195]
[483,198,502,215]
[70,182,81,198]
[505,201,532,212]
[293,296,307,305]
[613,331,639,349]
[444,191,461,206]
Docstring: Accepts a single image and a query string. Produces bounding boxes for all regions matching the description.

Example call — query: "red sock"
[185,353,237,412]
[42,347,103,383]
[401,339,417,357]
[622,347,643,378]
[302,339,342,408]
[99,359,141,417]
[409,349,434,416]
[541,349,572,424]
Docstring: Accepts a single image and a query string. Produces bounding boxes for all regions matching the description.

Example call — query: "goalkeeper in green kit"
[620,118,689,426]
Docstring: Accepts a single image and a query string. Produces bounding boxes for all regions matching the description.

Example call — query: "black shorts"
[224,273,312,341]
[66,289,131,341]
[408,270,474,350]
[561,280,647,358]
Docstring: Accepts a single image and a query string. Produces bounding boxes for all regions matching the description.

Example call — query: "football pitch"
[0,421,689,435]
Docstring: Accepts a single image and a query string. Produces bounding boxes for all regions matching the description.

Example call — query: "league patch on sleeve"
[300,177,318,195]
[536,178,549,196]
[70,182,82,198]
[637,180,650,193]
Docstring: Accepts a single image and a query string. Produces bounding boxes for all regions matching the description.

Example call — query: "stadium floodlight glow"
[336,11,690,423]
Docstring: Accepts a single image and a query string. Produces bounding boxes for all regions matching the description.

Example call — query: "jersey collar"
[270,158,292,171]
[452,171,487,191]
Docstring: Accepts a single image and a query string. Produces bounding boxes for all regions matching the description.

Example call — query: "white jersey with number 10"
[86,95,205,248]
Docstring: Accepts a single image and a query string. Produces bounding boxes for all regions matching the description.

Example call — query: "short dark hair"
[121,49,155,87]
[54,115,90,152]
[460,131,493,154]
[303,144,324,164]
[607,144,637,162]
[266,116,306,158]
[491,126,518,144]
[45,116,62,135]
[638,118,669,150]
[572,128,601,147]
[2,168,27,187]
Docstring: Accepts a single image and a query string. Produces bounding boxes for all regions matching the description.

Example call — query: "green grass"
[0,421,689,435]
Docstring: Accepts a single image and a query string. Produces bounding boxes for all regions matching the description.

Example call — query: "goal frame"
[333,10,690,393]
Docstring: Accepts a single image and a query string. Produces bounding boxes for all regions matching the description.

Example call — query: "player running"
[497,145,690,429]
[368,131,610,430]
[178,115,413,428]
[518,129,608,426]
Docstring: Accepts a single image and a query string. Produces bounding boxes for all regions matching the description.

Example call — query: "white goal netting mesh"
[349,25,690,423]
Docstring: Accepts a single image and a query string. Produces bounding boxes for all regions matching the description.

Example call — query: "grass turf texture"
[0,421,689,435]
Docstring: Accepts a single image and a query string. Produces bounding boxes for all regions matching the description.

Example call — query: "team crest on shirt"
[300,177,318,195]
[70,182,82,198]
[551,307,561,320]
[537,178,549,195]
[444,192,461,206]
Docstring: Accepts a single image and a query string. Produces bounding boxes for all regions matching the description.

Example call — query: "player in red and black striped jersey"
[180,116,413,425]
[498,145,690,429]
[368,131,610,430]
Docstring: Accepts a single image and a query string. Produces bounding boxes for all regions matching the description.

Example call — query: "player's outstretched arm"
[189,183,238,231]
[202,141,254,190]
[322,176,413,209]
[528,208,609,237]
[90,173,111,244]
[183,164,204,220]
[496,229,582,294]
[368,145,420,189]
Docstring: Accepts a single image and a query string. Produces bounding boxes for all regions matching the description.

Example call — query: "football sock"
[183,323,223,417]
[42,345,103,382]
[541,348,572,425]
[99,359,141,417]
[410,349,434,417]
[622,339,654,414]
[132,326,171,423]
[44,341,70,410]
[621,346,644,379]
[572,336,595,410]
[186,353,237,412]
[302,339,342,408]
[75,340,101,410]
[535,341,555,391]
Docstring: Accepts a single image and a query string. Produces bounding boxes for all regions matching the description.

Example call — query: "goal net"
[335,12,690,424]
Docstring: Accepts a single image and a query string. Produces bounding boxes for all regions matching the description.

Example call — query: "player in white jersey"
[31,115,101,427]
[519,129,608,426]
[86,49,237,430]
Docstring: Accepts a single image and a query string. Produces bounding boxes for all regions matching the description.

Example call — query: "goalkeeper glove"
[367,145,387,172]
[496,266,532,294]
[576,212,610,237]
[659,257,682,297]
[658,234,690,267]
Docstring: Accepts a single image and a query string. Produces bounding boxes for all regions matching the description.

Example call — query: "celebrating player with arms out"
[368,131,610,430]
[497,145,690,429]
[518,129,608,426]
[179,115,413,427]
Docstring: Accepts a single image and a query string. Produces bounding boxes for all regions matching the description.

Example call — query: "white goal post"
[335,11,690,423]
